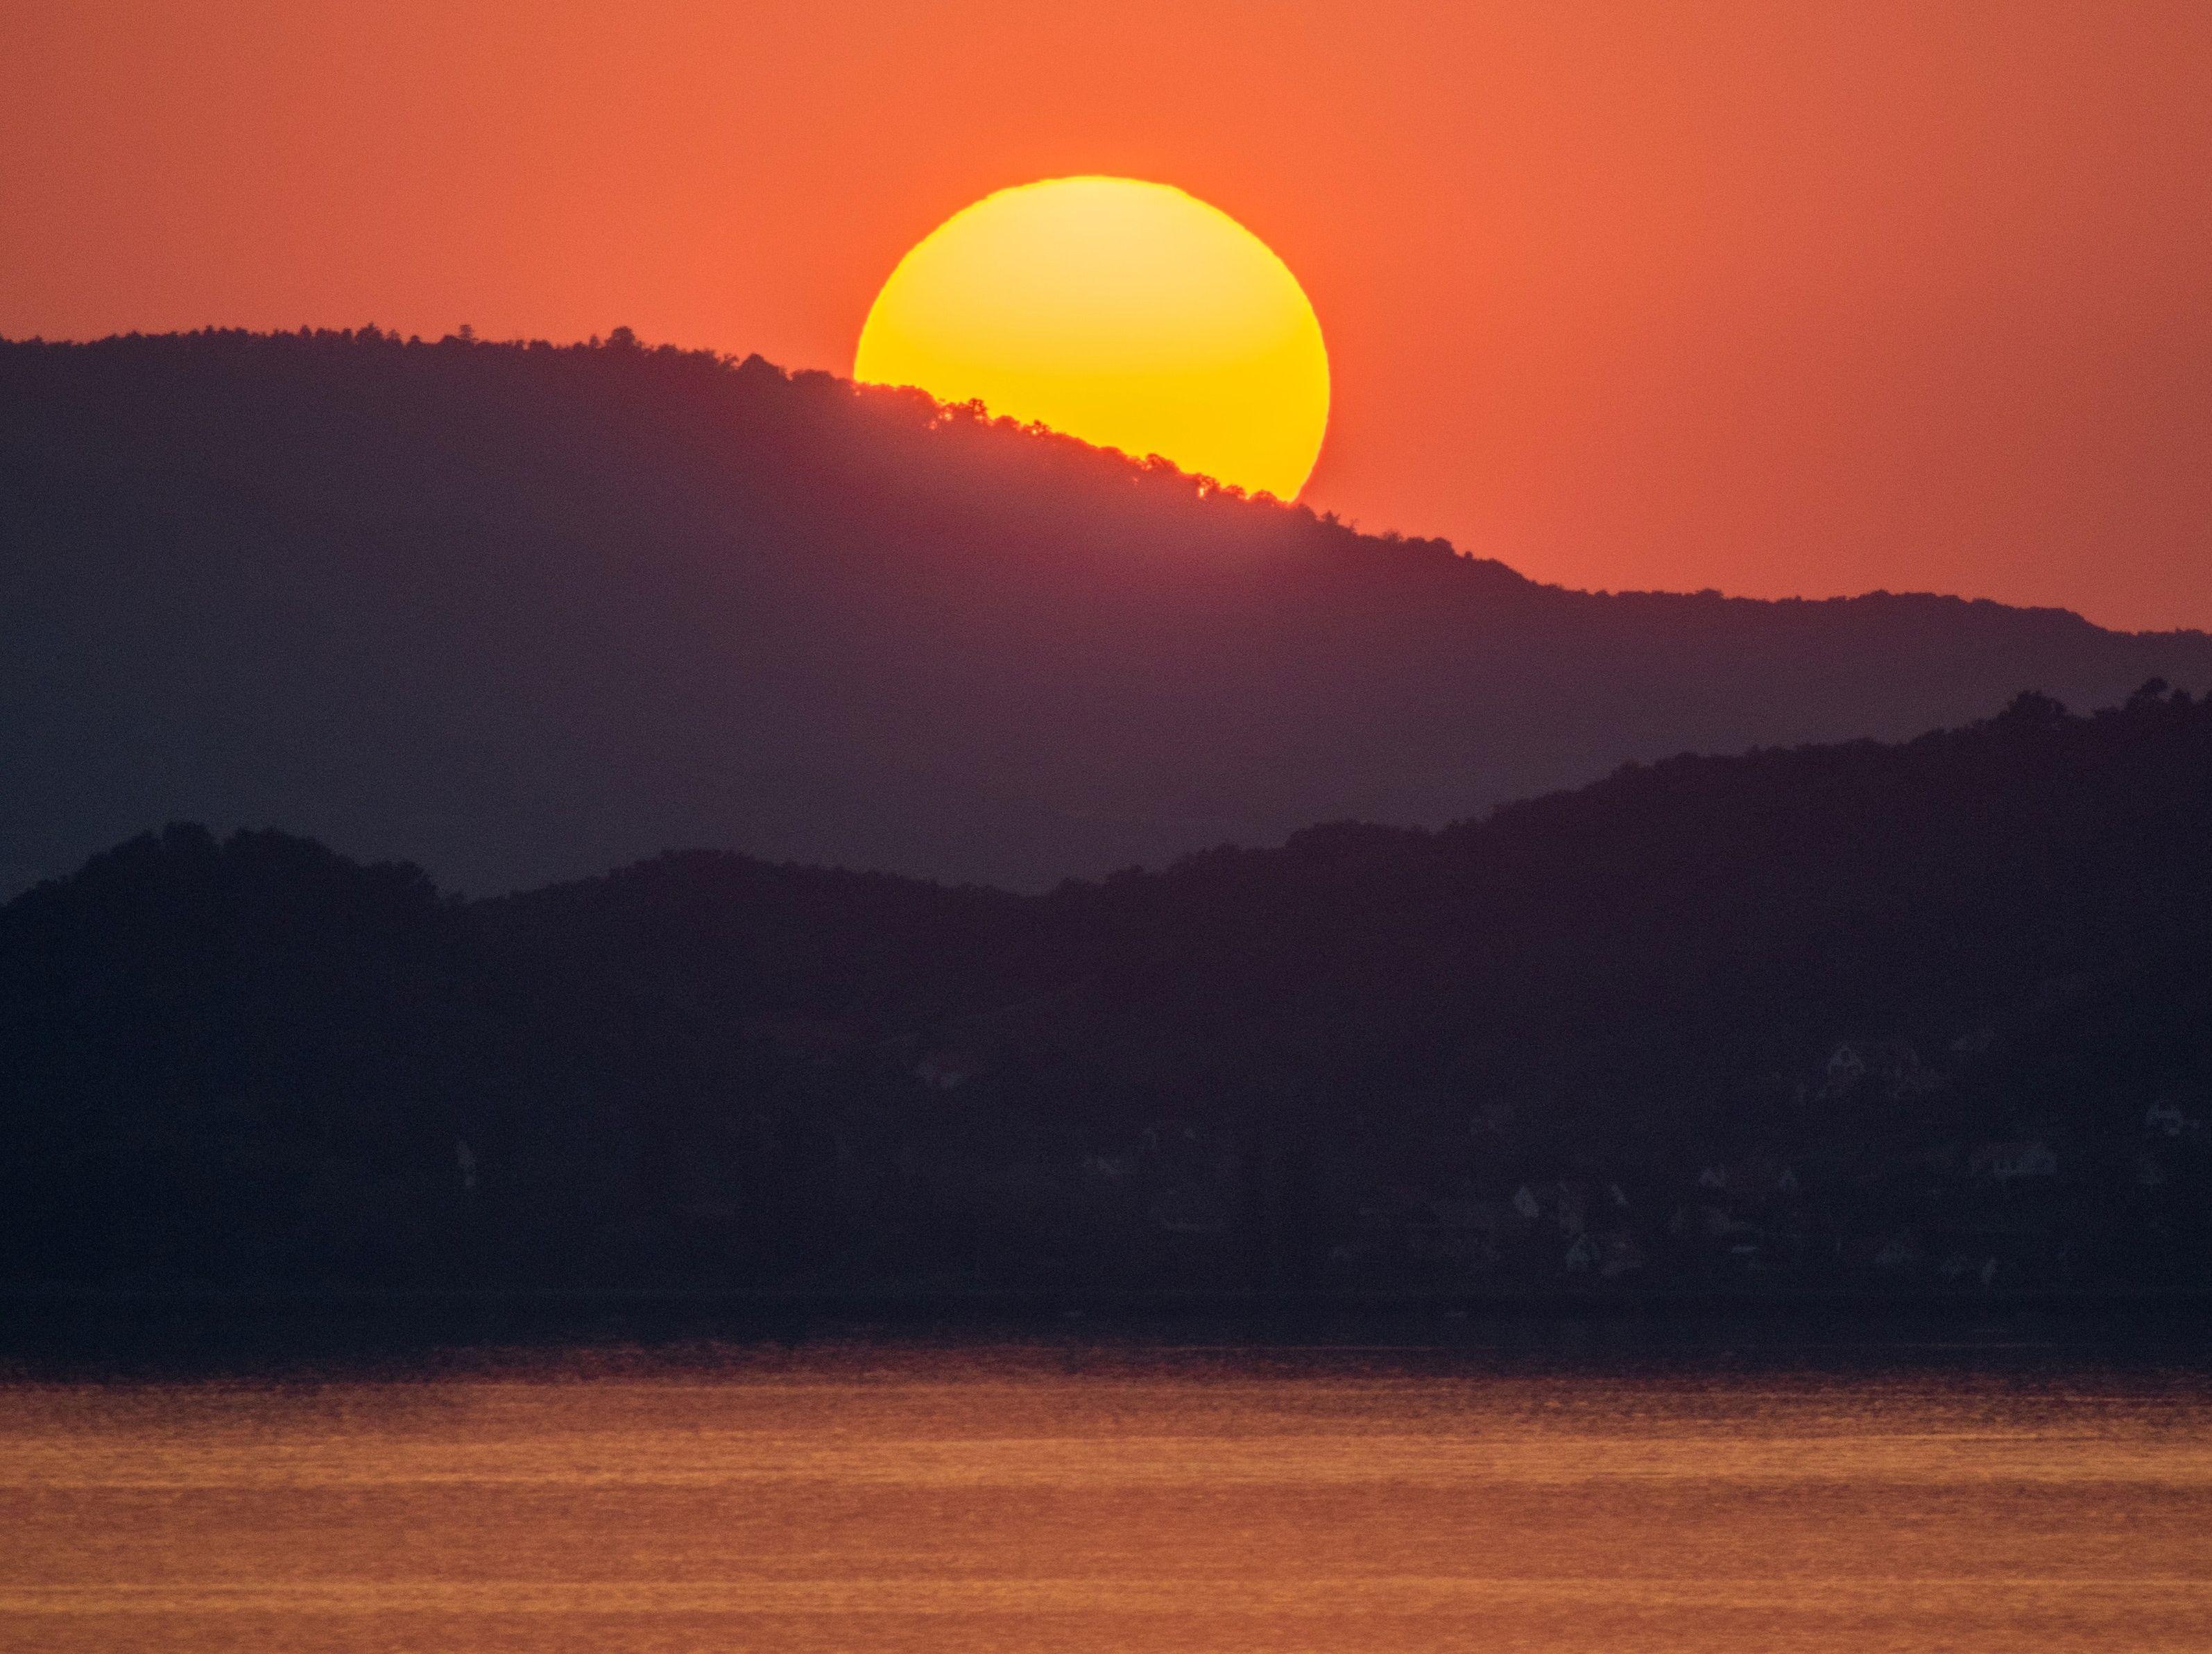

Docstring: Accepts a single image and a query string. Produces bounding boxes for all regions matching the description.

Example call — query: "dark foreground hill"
[6,327,2211,897]
[3,689,2208,1299]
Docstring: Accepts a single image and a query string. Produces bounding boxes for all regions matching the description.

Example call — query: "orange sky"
[6,1,2208,630]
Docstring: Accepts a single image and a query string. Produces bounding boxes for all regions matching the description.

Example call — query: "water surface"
[3,1333,2208,1652]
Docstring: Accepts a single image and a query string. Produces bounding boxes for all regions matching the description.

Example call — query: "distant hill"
[3,690,2209,1295]
[6,327,2211,896]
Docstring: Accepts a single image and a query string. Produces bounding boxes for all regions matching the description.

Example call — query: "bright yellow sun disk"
[855,177,1330,501]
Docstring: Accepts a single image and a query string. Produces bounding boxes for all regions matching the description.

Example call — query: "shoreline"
[3,1284,2208,1379]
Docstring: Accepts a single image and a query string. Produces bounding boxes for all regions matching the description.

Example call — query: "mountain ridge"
[6,327,2209,895]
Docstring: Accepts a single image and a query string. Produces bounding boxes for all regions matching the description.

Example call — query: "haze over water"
[3,1334,2209,1653]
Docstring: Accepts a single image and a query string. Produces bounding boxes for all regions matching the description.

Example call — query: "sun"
[855,177,1330,501]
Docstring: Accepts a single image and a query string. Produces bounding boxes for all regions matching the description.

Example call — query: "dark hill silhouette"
[3,689,2209,1295]
[5,327,2211,897]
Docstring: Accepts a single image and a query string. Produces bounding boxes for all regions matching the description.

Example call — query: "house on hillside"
[1873,1233,1923,1272]
[1969,1139,2059,1183]
[1940,1252,2000,1288]
[2145,1101,2203,1139]
[1871,1041,1944,1099]
[1823,1043,1866,1096]
[1563,1230,1645,1275]
[1403,1191,1521,1270]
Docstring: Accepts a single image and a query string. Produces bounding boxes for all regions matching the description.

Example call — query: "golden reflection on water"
[2,1346,2208,1653]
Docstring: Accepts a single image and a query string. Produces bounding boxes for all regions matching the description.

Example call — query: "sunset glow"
[8,6,2212,1646]
[855,178,1329,500]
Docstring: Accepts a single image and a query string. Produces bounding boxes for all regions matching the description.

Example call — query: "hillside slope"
[3,690,2209,1293]
[6,328,2210,894]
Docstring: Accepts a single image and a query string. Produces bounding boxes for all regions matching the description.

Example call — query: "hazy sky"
[6,1,2207,630]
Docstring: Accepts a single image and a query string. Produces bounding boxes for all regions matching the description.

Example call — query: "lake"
[3,1323,2209,1652]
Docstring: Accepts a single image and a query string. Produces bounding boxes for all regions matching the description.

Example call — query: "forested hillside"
[6,329,2210,895]
[5,689,2207,1297]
